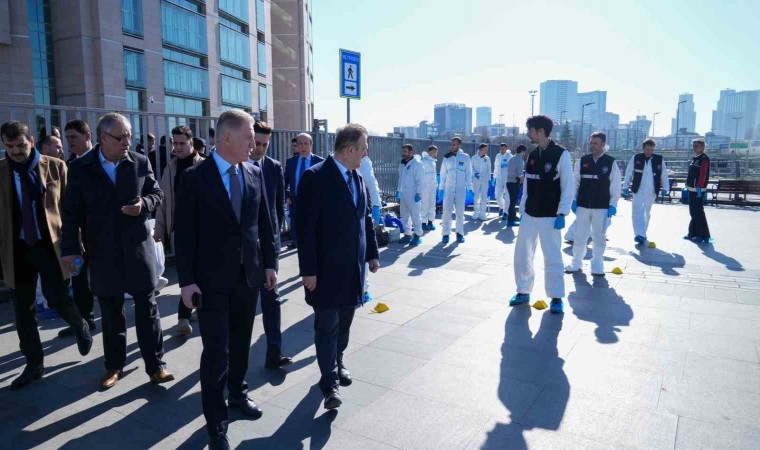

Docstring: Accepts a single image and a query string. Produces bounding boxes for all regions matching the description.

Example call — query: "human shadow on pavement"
[483,307,569,449]
[699,243,744,271]
[241,384,336,449]
[629,248,685,276]
[568,273,632,344]
[406,240,461,276]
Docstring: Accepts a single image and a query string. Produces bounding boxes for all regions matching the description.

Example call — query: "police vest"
[577,153,615,209]
[631,153,663,193]
[524,141,566,218]
[686,153,710,188]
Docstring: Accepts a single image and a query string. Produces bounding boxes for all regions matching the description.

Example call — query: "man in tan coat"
[0,121,92,390]
[154,125,203,334]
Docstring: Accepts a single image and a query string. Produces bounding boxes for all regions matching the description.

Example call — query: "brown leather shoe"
[101,370,122,390]
[150,369,175,384]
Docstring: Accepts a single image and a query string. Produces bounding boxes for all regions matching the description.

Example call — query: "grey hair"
[296,132,313,144]
[216,109,254,141]
[96,112,131,139]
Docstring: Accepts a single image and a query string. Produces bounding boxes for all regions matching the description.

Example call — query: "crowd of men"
[0,110,712,449]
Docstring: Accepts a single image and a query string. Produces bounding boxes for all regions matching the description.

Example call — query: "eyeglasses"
[104,131,132,143]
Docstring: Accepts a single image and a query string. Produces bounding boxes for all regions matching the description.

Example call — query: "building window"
[126,89,145,111]
[163,48,205,67]
[258,84,267,112]
[165,95,206,116]
[124,49,146,88]
[221,75,252,107]
[220,0,248,23]
[165,0,204,14]
[28,0,56,106]
[162,0,208,55]
[122,0,143,37]
[257,40,266,77]
[164,60,209,99]
[255,0,265,33]
[220,25,250,69]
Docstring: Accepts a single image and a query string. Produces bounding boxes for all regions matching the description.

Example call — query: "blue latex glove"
[474,173,480,179]
[395,191,401,201]
[414,193,422,203]
[622,188,630,197]
[661,189,668,197]
[696,187,702,198]
[554,215,566,230]
[608,205,617,217]
[371,205,382,224]
[571,200,578,214]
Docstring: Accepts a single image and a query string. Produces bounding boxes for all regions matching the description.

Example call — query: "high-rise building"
[392,125,419,139]
[434,103,472,136]
[539,80,578,123]
[271,0,314,130]
[671,93,697,134]
[711,89,760,140]
[577,90,607,129]
[419,120,438,138]
[476,106,492,128]
[0,0,275,131]
[600,112,620,130]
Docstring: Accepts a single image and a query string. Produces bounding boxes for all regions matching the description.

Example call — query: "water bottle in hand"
[71,257,84,277]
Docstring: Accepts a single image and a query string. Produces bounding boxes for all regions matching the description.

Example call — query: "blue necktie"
[297,157,307,189]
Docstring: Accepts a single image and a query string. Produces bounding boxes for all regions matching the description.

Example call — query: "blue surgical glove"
[371,205,382,224]
[622,188,630,197]
[414,193,422,203]
[571,200,578,214]
[554,215,566,230]
[395,191,401,201]
[696,187,702,198]
[608,205,617,217]
[474,173,480,179]
[661,189,668,197]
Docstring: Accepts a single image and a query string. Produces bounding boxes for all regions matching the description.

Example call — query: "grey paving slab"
[675,417,760,450]
[466,419,614,450]
[682,352,760,395]
[656,327,760,363]
[342,346,427,388]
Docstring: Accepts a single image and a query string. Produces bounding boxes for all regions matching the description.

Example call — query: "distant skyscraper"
[434,103,472,136]
[671,93,697,134]
[577,90,607,129]
[419,120,439,138]
[476,106,492,128]
[540,80,578,123]
[710,89,760,140]
[600,112,620,130]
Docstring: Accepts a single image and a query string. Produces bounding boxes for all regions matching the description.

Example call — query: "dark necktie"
[20,181,38,246]
[228,165,242,222]
[346,170,356,206]
[253,160,259,167]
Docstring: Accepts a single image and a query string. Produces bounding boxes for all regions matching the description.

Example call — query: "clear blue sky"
[311,0,760,135]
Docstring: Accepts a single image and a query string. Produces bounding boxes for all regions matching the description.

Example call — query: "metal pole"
[529,90,537,116]
[347,98,351,124]
[652,112,660,138]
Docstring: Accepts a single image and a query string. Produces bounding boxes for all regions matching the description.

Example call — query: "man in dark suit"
[60,112,174,390]
[284,133,323,250]
[175,109,278,450]
[249,120,292,369]
[0,121,93,390]
[297,123,380,410]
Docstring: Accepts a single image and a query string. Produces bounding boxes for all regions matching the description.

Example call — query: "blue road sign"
[340,49,361,99]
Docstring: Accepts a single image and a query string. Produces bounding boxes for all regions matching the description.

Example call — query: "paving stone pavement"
[2,200,760,449]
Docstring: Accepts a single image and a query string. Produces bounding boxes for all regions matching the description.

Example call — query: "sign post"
[339,49,361,123]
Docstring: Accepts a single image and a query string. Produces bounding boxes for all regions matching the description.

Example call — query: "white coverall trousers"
[473,176,490,219]
[570,207,608,274]
[421,184,437,223]
[632,192,656,238]
[442,187,466,235]
[514,213,565,299]
[496,179,508,211]
[400,192,423,237]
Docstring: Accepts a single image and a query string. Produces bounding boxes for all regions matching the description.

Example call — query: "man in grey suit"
[61,112,174,390]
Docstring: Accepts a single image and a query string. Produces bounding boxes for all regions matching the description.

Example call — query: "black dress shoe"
[208,433,231,450]
[58,319,96,338]
[11,365,45,390]
[286,242,297,250]
[228,397,263,419]
[323,390,342,410]
[265,354,294,369]
[338,365,352,386]
[76,320,93,356]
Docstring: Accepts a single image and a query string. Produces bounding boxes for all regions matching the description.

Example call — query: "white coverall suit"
[420,151,438,223]
[567,156,622,275]
[440,150,472,236]
[514,148,574,299]
[397,155,425,237]
[623,156,670,239]
[360,155,382,293]
[494,151,512,212]
[471,153,492,220]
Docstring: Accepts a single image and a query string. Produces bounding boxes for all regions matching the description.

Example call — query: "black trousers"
[177,298,193,320]
[198,267,258,437]
[260,285,282,357]
[313,305,355,395]
[506,182,520,222]
[12,239,84,367]
[71,252,95,322]
[98,290,165,375]
[688,191,711,239]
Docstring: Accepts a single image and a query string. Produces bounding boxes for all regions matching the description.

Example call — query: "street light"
[529,90,537,116]
[499,113,505,140]
[652,112,660,138]
[578,102,595,154]
[733,115,743,142]
[675,99,686,150]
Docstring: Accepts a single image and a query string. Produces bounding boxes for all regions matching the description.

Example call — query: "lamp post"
[577,102,595,154]
[499,113,505,140]
[733,115,742,142]
[652,112,660,138]
[529,90,537,116]
[675,99,686,150]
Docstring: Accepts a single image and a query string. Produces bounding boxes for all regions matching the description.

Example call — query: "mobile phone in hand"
[192,292,202,309]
